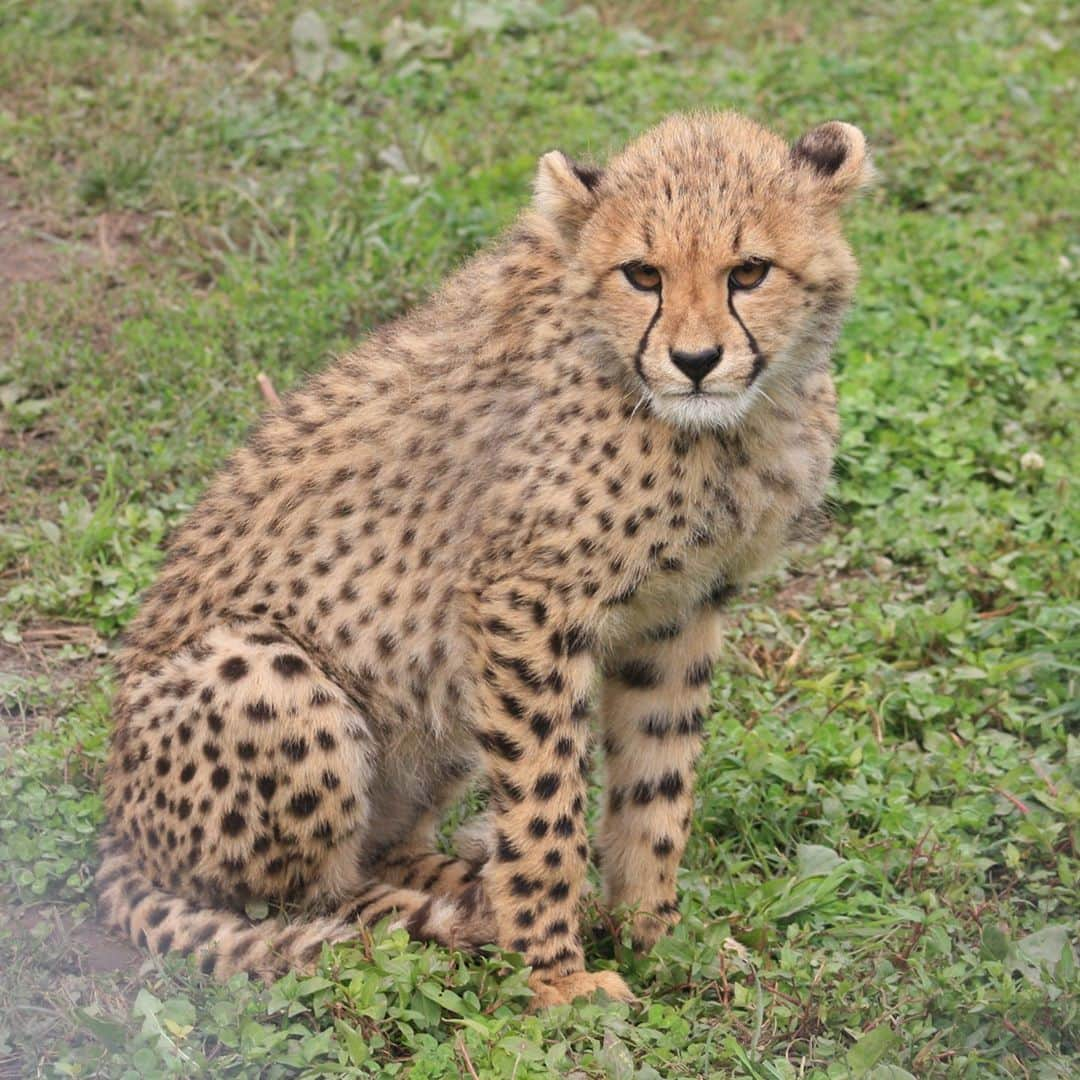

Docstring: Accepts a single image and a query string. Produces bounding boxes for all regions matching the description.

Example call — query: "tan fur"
[98,111,867,1005]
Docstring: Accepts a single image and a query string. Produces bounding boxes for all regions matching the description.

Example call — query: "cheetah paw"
[527,970,636,1010]
[627,908,679,954]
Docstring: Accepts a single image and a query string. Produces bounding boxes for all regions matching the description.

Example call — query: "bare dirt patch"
[0,175,91,288]
[0,174,150,291]
[5,903,140,976]
[0,622,108,743]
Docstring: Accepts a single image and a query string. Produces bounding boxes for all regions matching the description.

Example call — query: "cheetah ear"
[791,121,873,204]
[533,151,603,242]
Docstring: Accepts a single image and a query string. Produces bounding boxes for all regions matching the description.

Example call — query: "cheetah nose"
[669,345,723,386]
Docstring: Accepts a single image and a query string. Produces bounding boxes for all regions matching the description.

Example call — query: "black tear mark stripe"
[633,291,664,385]
[727,290,766,384]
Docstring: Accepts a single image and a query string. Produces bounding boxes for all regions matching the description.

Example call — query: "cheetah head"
[533,111,872,429]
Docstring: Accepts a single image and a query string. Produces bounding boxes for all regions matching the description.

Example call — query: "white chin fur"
[647,391,754,430]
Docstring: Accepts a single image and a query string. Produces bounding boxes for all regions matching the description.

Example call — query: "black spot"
[476,728,524,762]
[281,737,308,762]
[220,657,249,681]
[528,817,549,839]
[496,832,522,861]
[686,659,713,688]
[529,712,554,742]
[653,836,675,856]
[493,652,547,693]
[221,810,246,836]
[680,709,706,736]
[245,699,276,723]
[544,849,562,868]
[615,659,662,689]
[315,729,336,752]
[509,874,542,897]
[548,880,570,902]
[211,765,231,790]
[640,713,670,738]
[179,763,197,784]
[272,653,309,678]
[534,773,561,799]
[257,775,277,800]
[553,814,574,837]
[564,624,594,655]
[155,756,171,777]
[499,692,525,720]
[237,741,257,761]
[486,616,515,637]
[288,789,320,817]
[632,781,654,805]
[146,905,170,929]
[553,736,575,758]
[647,622,683,642]
[659,771,684,800]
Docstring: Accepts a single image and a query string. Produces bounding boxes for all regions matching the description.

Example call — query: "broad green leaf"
[846,1026,899,1074]
[797,844,845,878]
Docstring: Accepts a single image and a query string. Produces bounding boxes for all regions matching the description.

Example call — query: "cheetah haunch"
[98,112,870,1006]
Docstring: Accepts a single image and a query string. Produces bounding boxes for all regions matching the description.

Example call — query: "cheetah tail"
[95,833,357,983]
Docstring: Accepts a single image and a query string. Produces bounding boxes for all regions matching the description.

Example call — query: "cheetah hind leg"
[362,810,495,944]
[329,876,494,950]
[373,849,492,932]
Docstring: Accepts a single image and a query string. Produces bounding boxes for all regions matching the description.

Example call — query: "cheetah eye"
[729,259,771,291]
[622,262,662,292]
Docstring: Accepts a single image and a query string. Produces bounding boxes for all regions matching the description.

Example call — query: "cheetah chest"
[611,406,837,644]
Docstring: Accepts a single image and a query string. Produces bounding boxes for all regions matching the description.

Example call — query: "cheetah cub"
[98,112,871,1007]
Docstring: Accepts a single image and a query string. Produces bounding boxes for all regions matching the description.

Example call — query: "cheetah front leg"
[471,580,634,1007]
[598,605,722,951]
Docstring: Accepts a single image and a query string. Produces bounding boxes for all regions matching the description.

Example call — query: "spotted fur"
[98,111,869,1005]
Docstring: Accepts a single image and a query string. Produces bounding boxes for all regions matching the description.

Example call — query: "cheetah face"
[534,113,871,430]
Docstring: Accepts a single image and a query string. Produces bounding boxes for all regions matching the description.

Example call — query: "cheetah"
[97,111,871,1007]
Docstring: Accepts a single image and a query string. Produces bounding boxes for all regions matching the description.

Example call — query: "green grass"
[0,0,1077,1075]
